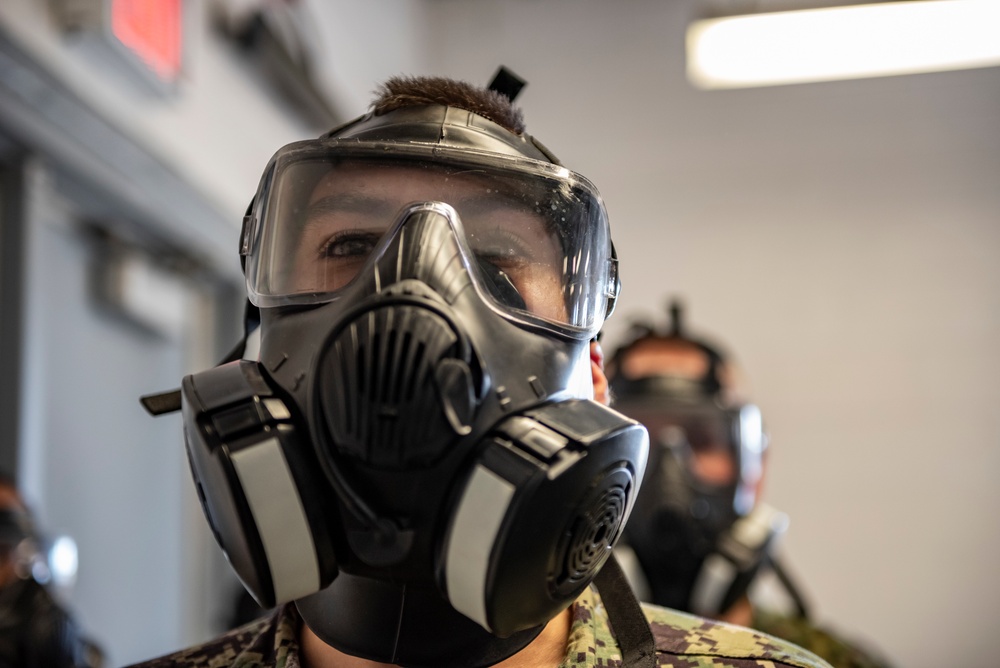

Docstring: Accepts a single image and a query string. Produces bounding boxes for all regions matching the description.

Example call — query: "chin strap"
[769,554,812,620]
[594,553,657,668]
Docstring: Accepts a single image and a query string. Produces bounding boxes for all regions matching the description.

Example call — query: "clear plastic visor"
[614,400,740,487]
[244,144,614,336]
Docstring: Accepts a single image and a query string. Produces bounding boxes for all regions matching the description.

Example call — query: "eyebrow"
[304,193,398,223]
[302,187,563,241]
[456,191,563,241]
[455,191,528,217]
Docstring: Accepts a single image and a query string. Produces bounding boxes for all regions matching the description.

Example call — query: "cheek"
[287,236,321,291]
[286,253,369,294]
[517,269,566,321]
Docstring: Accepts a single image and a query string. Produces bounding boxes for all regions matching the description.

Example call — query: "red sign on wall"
[111,0,182,81]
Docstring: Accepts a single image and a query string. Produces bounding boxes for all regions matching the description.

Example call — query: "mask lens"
[246,147,612,335]
[677,413,736,486]
[619,403,738,486]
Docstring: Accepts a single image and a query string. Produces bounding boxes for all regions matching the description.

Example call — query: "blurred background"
[0,0,996,665]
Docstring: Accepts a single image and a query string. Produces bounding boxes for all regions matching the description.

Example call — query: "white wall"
[416,2,1000,666]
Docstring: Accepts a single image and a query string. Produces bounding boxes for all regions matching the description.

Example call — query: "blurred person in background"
[0,473,103,668]
[131,74,830,668]
[608,301,891,668]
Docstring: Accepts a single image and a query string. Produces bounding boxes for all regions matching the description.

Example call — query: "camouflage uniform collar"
[128,586,832,667]
[562,586,620,666]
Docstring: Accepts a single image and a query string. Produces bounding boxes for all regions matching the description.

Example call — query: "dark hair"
[372,76,526,135]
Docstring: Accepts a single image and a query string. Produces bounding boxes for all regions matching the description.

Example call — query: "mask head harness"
[609,301,787,617]
[146,72,649,667]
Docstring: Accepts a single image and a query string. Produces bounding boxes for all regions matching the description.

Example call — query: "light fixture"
[687,0,1000,89]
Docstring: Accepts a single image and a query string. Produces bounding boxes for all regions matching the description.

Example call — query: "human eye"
[319,230,382,260]
[319,230,382,261]
[287,229,382,294]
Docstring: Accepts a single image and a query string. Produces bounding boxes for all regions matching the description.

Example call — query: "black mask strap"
[769,554,812,620]
[594,552,657,668]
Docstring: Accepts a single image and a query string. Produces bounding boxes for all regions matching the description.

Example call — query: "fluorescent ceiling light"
[687,0,1000,89]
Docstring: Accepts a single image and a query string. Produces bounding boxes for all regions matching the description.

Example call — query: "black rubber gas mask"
[612,348,785,617]
[177,106,648,667]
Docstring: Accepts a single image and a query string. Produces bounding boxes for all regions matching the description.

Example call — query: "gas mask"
[611,331,786,618]
[172,104,648,666]
[0,507,36,580]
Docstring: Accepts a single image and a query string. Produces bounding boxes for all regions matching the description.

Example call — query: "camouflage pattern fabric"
[125,606,297,668]
[575,588,830,668]
[752,610,891,668]
[127,587,830,667]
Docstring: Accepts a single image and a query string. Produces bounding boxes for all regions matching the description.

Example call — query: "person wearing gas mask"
[0,474,104,668]
[609,302,891,668]
[133,75,829,668]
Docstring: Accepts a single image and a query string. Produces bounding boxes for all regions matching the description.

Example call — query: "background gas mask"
[0,507,37,582]
[610,304,788,618]
[158,102,648,667]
